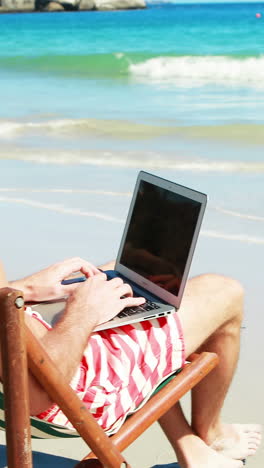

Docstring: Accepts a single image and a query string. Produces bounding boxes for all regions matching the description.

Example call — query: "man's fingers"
[107,278,134,298]
[61,271,107,294]
[80,264,100,276]
[59,257,99,279]
[120,296,145,309]
[117,283,133,298]
[91,272,107,281]
[109,277,124,288]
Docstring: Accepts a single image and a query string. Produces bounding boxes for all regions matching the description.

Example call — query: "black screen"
[119,180,202,296]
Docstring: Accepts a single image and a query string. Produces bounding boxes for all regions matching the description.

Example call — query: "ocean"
[0,3,264,465]
[1,2,264,250]
[1,2,264,165]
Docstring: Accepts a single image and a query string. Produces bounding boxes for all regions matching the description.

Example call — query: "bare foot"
[210,423,262,460]
[176,434,244,468]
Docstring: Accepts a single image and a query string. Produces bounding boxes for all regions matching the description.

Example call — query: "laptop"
[95,171,207,331]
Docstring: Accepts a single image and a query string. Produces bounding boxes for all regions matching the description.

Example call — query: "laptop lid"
[115,171,207,309]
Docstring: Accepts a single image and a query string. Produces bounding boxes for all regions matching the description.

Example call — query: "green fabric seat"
[0,384,78,439]
[0,371,181,439]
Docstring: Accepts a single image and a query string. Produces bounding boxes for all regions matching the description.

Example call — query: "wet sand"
[0,160,263,467]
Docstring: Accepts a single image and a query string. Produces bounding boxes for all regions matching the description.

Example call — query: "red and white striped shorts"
[28,308,185,434]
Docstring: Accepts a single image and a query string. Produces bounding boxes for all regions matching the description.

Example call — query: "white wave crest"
[201,229,264,245]
[2,189,263,225]
[0,119,90,138]
[213,206,264,222]
[0,196,124,223]
[129,55,264,86]
[1,147,264,173]
[1,195,263,245]
[0,188,131,197]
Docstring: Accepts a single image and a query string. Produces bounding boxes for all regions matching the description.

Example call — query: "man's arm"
[1,258,145,416]
[8,257,116,301]
[0,261,7,288]
[9,257,101,302]
[26,273,145,415]
[1,258,103,415]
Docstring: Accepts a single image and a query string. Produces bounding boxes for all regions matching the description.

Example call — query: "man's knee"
[197,273,244,295]
[194,273,244,321]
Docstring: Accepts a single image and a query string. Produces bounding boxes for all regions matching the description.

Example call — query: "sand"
[0,160,263,467]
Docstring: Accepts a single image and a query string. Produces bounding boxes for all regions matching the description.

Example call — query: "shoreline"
[0,3,263,465]
[0,159,263,466]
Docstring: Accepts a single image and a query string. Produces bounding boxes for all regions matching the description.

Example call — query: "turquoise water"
[1,2,264,158]
[0,3,264,245]
[1,7,264,458]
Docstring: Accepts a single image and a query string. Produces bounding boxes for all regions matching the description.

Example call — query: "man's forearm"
[9,259,116,303]
[40,296,96,381]
[9,278,35,302]
[6,265,143,417]
[27,295,96,415]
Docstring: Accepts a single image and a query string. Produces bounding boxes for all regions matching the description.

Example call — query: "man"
[0,257,262,468]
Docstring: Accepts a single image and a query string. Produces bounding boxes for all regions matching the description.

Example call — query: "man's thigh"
[177,273,244,357]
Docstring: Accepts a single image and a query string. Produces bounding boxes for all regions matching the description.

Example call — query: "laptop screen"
[119,179,202,297]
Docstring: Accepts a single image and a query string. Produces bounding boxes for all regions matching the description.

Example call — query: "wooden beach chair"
[0,287,219,468]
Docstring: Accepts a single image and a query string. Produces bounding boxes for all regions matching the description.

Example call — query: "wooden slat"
[25,321,131,468]
[110,352,218,450]
[0,288,33,468]
[0,287,219,468]
[79,352,218,465]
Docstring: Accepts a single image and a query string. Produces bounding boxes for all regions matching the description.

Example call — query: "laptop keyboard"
[104,272,161,320]
[117,299,160,318]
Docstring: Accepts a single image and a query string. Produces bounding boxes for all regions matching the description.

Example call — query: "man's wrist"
[9,278,35,302]
[66,293,98,331]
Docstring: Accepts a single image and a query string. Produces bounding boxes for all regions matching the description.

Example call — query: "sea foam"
[0,196,124,223]
[1,149,264,174]
[1,193,263,245]
[129,55,264,86]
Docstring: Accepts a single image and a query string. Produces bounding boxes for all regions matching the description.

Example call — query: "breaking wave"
[1,193,263,244]
[1,148,264,173]
[1,53,264,86]
[1,117,264,146]
[129,55,264,86]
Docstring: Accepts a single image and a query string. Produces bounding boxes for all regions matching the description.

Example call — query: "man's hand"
[9,257,100,302]
[67,273,146,328]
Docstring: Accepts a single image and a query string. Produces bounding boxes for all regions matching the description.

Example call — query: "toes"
[248,448,257,456]
[247,439,262,455]
[246,433,262,454]
[246,424,262,433]
[234,423,262,434]
[210,423,262,462]
[248,433,262,442]
[247,440,259,449]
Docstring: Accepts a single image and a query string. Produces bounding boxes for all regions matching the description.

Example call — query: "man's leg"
[159,402,244,468]
[182,273,243,445]
[159,274,261,467]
